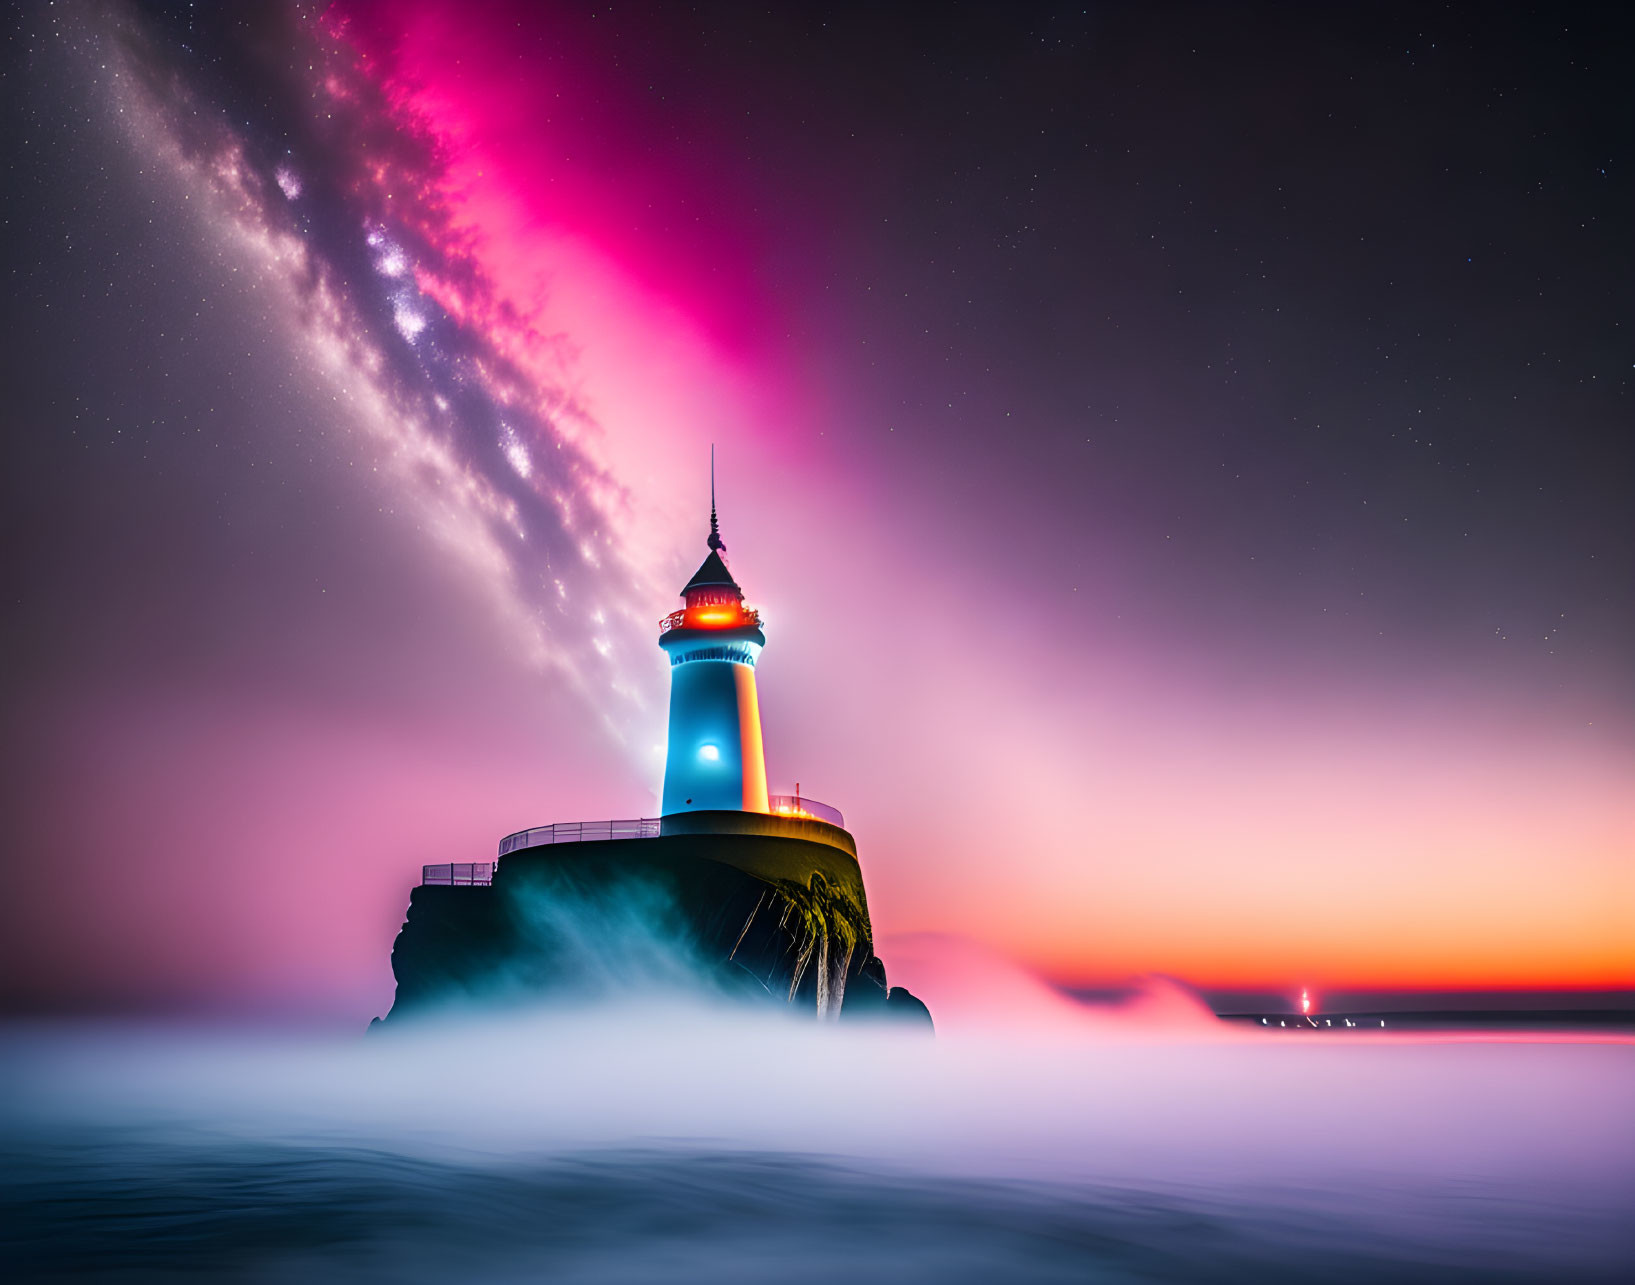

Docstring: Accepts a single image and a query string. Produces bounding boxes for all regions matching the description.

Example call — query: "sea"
[2,1000,1631,1283]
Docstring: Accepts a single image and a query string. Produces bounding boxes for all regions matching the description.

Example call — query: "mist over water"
[3,996,1631,1283]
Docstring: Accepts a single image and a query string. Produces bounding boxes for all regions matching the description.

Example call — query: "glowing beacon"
[658,483,769,817]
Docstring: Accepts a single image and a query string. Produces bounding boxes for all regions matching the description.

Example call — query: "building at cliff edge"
[379,477,932,1029]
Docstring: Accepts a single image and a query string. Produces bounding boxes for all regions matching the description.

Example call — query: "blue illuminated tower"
[658,476,769,816]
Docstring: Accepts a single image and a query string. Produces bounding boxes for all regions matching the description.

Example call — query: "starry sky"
[1,1,1630,1016]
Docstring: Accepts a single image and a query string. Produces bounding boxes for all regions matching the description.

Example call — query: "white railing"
[421,862,494,886]
[489,800,843,862]
[497,817,661,856]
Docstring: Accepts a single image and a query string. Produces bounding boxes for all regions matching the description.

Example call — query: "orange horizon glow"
[844,659,1634,998]
[1011,941,1635,994]
[951,907,1635,994]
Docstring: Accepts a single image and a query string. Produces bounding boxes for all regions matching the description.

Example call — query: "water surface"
[3,1012,1629,1282]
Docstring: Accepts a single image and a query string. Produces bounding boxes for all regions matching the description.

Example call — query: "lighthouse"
[658,481,769,817]
[385,461,934,1031]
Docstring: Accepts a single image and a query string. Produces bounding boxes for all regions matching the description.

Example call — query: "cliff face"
[382,831,931,1031]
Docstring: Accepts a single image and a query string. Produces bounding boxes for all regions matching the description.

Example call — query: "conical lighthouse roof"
[683,456,741,595]
[682,548,740,595]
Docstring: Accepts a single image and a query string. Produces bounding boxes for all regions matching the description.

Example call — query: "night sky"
[1,1,1630,1016]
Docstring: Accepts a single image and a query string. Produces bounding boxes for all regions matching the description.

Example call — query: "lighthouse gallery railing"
[767,795,844,828]
[421,863,494,886]
[496,817,661,856]
[426,801,847,882]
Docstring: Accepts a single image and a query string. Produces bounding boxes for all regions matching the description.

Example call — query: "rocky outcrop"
[835,954,935,1031]
[381,831,931,1031]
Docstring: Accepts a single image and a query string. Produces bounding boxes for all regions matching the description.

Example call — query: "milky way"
[104,1,664,724]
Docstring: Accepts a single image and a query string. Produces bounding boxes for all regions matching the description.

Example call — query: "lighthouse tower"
[658,484,769,817]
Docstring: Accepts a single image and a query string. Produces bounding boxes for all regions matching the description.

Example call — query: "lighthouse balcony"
[496,817,662,857]
[486,801,847,866]
[767,794,844,828]
[421,862,495,886]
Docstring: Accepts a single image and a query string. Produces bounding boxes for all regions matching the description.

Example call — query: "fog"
[4,987,1631,1282]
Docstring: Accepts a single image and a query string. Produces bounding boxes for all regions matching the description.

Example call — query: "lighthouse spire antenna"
[707,444,724,552]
